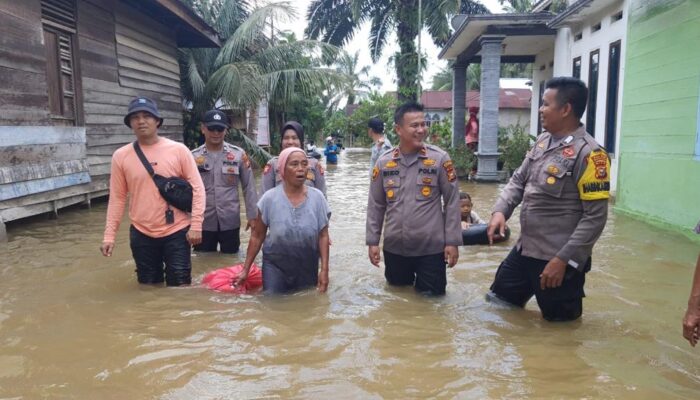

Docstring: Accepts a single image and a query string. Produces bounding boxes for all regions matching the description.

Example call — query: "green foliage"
[426,117,452,148]
[498,124,534,174]
[430,63,482,91]
[323,93,398,147]
[448,145,477,177]
[498,0,533,12]
[178,2,347,148]
[426,118,476,175]
[306,0,489,104]
[226,128,273,167]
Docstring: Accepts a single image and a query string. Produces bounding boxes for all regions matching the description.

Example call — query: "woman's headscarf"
[281,121,304,146]
[277,147,306,180]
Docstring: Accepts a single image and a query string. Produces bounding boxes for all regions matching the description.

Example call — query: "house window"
[587,50,600,136]
[573,57,582,79]
[605,41,622,154]
[574,32,583,41]
[611,11,623,23]
[41,0,81,126]
[592,23,602,33]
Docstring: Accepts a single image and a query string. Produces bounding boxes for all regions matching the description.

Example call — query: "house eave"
[146,0,221,47]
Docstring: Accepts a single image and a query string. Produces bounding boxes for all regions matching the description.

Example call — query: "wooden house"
[0,0,220,238]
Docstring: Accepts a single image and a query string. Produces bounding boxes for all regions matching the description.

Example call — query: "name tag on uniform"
[222,165,239,175]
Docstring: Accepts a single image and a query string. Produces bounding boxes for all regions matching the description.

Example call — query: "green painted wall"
[616,0,700,235]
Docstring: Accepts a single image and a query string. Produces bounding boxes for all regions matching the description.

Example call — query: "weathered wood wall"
[0,0,52,125]
[78,0,184,194]
[0,0,187,225]
[0,127,90,223]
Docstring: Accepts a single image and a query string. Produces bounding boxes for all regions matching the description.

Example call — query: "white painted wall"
[530,47,554,137]
[528,0,629,193]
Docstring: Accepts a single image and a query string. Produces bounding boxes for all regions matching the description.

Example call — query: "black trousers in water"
[383,250,447,296]
[194,227,241,254]
[489,246,590,321]
[129,225,191,286]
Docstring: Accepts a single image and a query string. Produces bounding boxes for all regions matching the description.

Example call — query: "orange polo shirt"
[103,138,205,242]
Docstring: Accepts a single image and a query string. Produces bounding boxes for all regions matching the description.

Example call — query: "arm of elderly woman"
[234,211,267,287]
[317,225,330,293]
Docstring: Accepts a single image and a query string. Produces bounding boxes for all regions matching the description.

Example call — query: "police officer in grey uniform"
[366,102,462,295]
[192,110,258,253]
[487,77,610,321]
[260,121,326,196]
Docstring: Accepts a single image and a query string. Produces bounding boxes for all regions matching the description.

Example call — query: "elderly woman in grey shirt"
[236,147,331,294]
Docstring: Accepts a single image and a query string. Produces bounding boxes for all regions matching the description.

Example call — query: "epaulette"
[424,143,447,155]
[223,142,243,152]
[378,147,395,159]
[581,134,604,153]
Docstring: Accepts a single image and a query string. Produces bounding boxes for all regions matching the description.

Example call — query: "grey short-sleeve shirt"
[257,185,331,281]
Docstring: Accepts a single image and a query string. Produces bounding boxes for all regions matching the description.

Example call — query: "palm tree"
[179,1,347,164]
[498,0,533,12]
[333,50,381,106]
[305,0,489,102]
[430,62,481,91]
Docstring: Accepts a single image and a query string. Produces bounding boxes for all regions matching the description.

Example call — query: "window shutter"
[41,0,77,32]
[41,0,79,125]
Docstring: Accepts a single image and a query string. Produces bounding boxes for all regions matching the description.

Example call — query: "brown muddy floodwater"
[0,149,699,399]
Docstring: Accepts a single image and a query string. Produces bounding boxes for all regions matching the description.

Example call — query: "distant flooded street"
[1,149,699,399]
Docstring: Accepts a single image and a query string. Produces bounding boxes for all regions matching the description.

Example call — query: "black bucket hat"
[124,97,163,128]
[281,121,305,146]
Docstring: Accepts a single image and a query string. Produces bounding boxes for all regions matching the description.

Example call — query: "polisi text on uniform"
[418,168,437,174]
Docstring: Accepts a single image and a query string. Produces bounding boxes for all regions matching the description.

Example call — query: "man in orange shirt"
[100,97,205,286]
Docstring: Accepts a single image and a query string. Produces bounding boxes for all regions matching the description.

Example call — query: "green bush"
[323,92,397,147]
[498,124,535,174]
[426,118,476,176]
[447,144,476,177]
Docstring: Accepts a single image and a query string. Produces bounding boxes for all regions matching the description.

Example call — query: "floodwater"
[1,149,699,399]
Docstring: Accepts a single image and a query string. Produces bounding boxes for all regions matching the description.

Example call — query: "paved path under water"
[0,149,699,399]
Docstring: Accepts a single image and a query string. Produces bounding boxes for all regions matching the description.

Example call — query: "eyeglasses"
[208,127,226,133]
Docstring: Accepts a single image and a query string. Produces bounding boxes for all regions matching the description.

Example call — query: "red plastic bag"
[202,263,262,294]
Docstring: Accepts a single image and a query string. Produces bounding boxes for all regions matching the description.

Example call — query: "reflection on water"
[0,149,699,398]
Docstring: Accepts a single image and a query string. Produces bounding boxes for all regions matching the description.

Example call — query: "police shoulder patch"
[577,149,610,200]
[372,166,379,181]
[443,160,457,182]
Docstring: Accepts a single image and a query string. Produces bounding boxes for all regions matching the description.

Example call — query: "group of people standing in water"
[102,76,619,324]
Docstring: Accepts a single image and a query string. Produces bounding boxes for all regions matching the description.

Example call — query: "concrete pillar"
[451,63,467,149]
[0,218,6,242]
[475,35,505,182]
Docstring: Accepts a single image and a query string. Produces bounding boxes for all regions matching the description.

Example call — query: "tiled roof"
[419,89,531,110]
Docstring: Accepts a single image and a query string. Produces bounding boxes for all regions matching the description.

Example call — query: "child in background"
[460,192,484,229]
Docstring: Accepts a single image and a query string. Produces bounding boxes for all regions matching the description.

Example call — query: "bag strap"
[133,141,155,177]
[133,141,174,211]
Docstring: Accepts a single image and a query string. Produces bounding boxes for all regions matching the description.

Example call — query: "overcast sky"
[270,0,506,92]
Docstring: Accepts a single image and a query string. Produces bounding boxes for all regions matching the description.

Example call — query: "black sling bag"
[133,141,193,213]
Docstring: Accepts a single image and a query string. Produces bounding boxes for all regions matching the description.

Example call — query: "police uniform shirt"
[260,156,327,196]
[192,142,258,231]
[366,144,463,257]
[492,125,610,270]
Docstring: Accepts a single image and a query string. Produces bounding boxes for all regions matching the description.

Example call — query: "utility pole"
[417,0,422,100]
